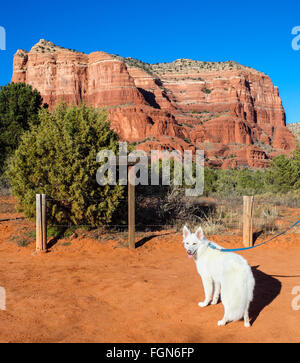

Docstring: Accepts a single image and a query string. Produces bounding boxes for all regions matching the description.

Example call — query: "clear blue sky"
[0,0,299,123]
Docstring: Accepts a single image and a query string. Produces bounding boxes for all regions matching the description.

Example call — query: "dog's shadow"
[249,265,281,325]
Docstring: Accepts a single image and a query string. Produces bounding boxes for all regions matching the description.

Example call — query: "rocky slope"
[11,39,296,168]
[287,123,300,145]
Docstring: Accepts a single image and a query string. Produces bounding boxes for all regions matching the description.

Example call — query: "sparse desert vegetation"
[0,76,299,345]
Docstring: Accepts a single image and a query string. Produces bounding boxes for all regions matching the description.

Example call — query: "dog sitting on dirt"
[182,226,255,327]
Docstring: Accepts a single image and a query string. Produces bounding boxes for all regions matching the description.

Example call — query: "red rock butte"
[11,39,296,168]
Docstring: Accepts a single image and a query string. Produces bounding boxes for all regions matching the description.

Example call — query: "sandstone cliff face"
[287,122,300,146]
[11,40,296,168]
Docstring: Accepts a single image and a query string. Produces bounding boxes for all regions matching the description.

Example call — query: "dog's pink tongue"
[188,254,193,259]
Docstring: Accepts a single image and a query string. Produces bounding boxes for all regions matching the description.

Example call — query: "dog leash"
[208,218,300,253]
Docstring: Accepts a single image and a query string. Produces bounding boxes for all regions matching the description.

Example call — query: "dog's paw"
[217,319,226,326]
[244,321,251,328]
[211,299,218,305]
[198,301,209,308]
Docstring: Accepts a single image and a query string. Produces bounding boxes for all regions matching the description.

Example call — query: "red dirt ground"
[0,197,299,343]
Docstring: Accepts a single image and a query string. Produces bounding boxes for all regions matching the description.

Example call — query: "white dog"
[183,226,255,327]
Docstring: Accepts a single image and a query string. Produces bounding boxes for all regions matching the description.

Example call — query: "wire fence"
[1,192,299,239]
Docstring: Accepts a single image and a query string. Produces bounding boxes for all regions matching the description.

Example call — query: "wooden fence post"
[36,194,42,252]
[128,166,135,250]
[243,196,254,247]
[36,194,47,252]
[41,194,47,252]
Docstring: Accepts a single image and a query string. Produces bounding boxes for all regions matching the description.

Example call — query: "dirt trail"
[0,210,300,343]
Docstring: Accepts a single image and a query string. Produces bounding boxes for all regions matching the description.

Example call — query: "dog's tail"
[222,262,255,322]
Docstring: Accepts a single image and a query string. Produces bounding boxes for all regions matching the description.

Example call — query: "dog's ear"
[195,226,204,240]
[183,226,190,240]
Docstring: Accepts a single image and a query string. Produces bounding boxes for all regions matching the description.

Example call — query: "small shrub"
[201,214,225,236]
[265,153,299,193]
[8,103,125,227]
[17,239,31,247]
